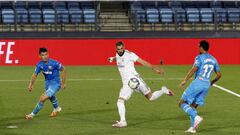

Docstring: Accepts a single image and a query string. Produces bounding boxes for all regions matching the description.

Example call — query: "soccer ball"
[128,78,140,89]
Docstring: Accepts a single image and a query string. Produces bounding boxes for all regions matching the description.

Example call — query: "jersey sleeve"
[193,56,201,68]
[55,61,63,70]
[214,60,220,72]
[130,52,139,62]
[34,64,41,75]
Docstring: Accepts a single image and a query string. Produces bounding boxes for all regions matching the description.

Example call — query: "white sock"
[149,90,164,101]
[117,99,126,122]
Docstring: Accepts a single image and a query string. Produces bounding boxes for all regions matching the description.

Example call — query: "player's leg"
[179,80,205,132]
[136,77,173,101]
[49,95,62,117]
[112,85,133,128]
[25,93,49,119]
[47,83,61,117]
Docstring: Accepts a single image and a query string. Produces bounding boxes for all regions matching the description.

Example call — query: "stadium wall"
[0,38,239,66]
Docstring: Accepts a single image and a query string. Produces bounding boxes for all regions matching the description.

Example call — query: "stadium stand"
[0,1,240,32]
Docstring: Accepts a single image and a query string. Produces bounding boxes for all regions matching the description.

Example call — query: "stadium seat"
[186,8,200,23]
[131,7,146,23]
[55,2,69,24]
[55,1,67,10]
[42,2,53,9]
[159,8,173,23]
[146,8,159,23]
[16,8,28,24]
[42,9,56,24]
[223,2,236,8]
[210,1,222,8]
[83,9,96,23]
[69,8,83,24]
[1,9,15,24]
[141,1,156,9]
[67,2,80,9]
[215,8,227,23]
[81,2,94,9]
[200,8,213,23]
[227,8,240,23]
[174,8,186,23]
[29,9,42,24]
[28,2,40,9]
[169,1,182,8]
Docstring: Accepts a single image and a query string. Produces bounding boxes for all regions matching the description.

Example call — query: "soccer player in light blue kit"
[25,48,66,119]
[179,40,222,133]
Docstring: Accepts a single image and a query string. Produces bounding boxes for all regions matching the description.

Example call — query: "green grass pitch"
[0,65,239,135]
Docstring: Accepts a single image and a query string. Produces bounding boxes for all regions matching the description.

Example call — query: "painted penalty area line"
[213,84,240,98]
[0,78,183,82]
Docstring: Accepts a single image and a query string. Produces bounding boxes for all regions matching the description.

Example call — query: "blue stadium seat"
[28,2,40,9]
[81,2,94,9]
[159,8,173,23]
[56,9,69,24]
[223,2,236,8]
[227,8,240,23]
[15,1,27,9]
[174,8,186,23]
[186,8,200,23]
[210,1,222,8]
[42,9,56,24]
[67,2,80,9]
[29,9,42,24]
[146,8,159,23]
[42,2,53,9]
[69,9,83,24]
[169,1,182,8]
[200,8,213,23]
[1,9,15,24]
[16,8,28,24]
[83,9,96,23]
[215,8,227,23]
[55,1,67,10]
[131,7,146,23]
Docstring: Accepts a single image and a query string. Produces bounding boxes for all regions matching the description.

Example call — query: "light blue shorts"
[181,79,210,106]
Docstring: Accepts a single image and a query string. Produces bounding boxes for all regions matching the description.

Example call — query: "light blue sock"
[49,95,59,109]
[181,103,198,127]
[32,102,44,115]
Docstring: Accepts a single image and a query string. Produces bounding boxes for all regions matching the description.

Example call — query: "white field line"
[213,84,240,98]
[0,78,183,82]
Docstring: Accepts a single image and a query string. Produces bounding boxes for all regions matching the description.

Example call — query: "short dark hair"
[39,47,48,54]
[116,41,124,46]
[199,40,209,51]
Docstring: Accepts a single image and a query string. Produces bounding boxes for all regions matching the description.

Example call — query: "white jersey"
[116,50,139,85]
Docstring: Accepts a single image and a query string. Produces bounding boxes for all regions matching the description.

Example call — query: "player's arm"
[210,71,221,85]
[28,74,38,92]
[179,66,198,87]
[108,56,116,63]
[137,58,164,74]
[60,66,66,89]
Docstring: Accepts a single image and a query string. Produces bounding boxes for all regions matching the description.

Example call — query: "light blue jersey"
[34,58,63,97]
[181,53,220,106]
[194,53,220,81]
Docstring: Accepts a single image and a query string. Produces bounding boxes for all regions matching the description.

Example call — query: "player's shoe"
[194,115,203,129]
[112,121,127,128]
[50,107,62,117]
[162,86,174,96]
[25,113,35,120]
[185,127,196,134]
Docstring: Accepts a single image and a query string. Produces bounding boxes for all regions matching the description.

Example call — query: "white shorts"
[119,75,151,101]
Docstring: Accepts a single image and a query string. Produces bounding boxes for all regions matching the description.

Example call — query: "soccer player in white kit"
[108,41,174,128]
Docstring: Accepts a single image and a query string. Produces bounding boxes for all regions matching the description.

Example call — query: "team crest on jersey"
[48,66,52,70]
